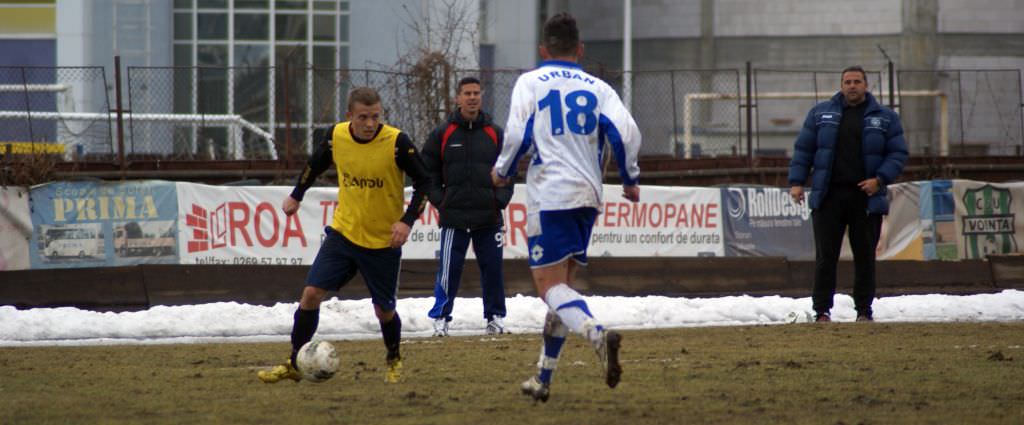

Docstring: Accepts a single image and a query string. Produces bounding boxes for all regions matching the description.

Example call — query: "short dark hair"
[457,76,481,94]
[542,13,580,57]
[347,86,381,111]
[841,66,868,81]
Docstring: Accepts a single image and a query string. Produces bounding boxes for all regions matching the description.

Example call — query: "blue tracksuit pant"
[428,225,506,321]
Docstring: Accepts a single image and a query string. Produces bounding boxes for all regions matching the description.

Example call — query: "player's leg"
[531,208,602,342]
[520,309,568,402]
[357,244,404,383]
[259,227,355,383]
[472,225,506,334]
[427,227,470,336]
[526,208,621,389]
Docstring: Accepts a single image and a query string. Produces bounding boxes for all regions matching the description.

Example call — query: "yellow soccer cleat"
[257,360,302,384]
[384,357,403,384]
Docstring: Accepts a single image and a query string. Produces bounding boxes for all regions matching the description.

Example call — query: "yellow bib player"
[258,87,430,384]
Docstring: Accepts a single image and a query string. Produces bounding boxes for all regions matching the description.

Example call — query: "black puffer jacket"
[421,109,513,230]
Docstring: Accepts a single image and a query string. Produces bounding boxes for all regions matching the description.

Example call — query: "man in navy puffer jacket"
[788,66,908,323]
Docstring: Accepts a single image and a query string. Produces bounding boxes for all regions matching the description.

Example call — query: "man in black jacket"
[422,77,513,336]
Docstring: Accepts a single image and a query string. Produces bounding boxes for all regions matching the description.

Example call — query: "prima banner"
[28,181,179,269]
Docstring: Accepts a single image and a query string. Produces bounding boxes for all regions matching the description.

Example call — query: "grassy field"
[1,322,1023,424]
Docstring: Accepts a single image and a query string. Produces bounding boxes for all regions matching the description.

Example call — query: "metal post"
[745,61,753,165]
[888,60,895,109]
[669,71,678,157]
[622,0,632,111]
[1018,69,1024,156]
[114,55,127,175]
[20,67,35,146]
[956,71,965,156]
[282,62,292,167]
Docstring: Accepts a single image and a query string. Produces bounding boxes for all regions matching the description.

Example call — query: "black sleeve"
[394,132,431,226]
[491,124,514,209]
[420,126,445,208]
[290,125,335,201]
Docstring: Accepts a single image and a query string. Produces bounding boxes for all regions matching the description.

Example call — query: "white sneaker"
[520,375,550,402]
[432,318,449,337]
[485,317,506,335]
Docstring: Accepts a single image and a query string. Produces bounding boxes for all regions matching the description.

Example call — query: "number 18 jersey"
[494,60,641,213]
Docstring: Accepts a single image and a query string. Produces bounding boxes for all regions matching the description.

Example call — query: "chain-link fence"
[127,66,278,161]
[3,65,1021,164]
[0,66,112,160]
[752,69,887,157]
[898,69,1023,156]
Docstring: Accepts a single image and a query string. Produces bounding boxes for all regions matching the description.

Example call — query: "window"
[171,1,351,159]
[197,13,227,40]
[234,13,269,40]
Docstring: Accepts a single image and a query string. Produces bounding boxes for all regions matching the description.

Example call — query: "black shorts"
[306,226,401,311]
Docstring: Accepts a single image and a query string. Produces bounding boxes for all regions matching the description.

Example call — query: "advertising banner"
[874,181,926,260]
[1,186,31,271]
[721,186,813,260]
[176,182,725,264]
[588,185,723,257]
[176,184,330,265]
[952,180,1024,259]
[28,181,179,269]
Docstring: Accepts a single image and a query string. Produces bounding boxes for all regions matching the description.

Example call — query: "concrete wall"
[938,0,1024,33]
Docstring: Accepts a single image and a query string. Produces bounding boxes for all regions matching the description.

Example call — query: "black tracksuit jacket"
[420,109,513,230]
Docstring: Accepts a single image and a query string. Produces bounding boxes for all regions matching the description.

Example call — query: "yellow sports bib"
[330,123,405,249]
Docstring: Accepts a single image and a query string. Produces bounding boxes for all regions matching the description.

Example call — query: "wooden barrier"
[1,256,1019,311]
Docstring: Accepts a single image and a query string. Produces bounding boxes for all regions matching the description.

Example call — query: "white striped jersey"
[494,60,641,212]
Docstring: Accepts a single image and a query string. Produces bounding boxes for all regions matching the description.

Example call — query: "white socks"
[544,283,603,345]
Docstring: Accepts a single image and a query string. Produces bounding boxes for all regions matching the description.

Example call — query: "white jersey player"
[491,12,641,403]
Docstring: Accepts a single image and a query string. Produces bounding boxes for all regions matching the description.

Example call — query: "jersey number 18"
[538,89,598,136]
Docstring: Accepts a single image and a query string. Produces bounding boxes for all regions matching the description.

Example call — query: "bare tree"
[380,0,481,144]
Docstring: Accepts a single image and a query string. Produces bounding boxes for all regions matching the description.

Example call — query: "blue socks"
[538,311,568,384]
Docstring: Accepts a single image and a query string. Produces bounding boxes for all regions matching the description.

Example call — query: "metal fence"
[0,66,112,159]
[898,69,1023,156]
[1,65,1021,163]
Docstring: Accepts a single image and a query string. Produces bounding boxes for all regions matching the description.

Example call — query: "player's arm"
[284,125,335,215]
[392,132,431,247]
[598,87,642,202]
[492,77,534,187]
[490,123,514,208]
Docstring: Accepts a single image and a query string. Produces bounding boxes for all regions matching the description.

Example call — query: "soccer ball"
[296,340,340,382]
